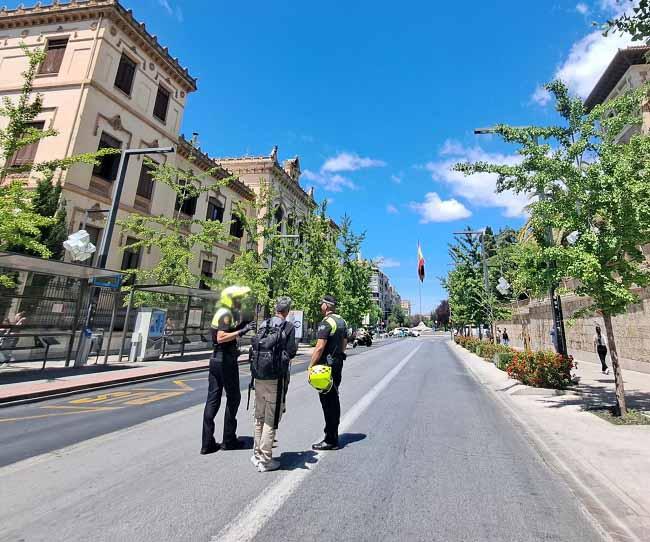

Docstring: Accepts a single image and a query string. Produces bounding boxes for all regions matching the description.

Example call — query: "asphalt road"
[0,336,603,542]
[0,339,394,468]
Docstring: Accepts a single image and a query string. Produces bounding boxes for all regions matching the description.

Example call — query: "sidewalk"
[449,340,650,542]
[0,344,315,406]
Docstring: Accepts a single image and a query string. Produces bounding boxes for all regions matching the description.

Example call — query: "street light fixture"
[96,146,174,269]
[473,126,568,356]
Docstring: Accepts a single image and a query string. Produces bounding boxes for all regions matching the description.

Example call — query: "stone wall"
[495,287,650,374]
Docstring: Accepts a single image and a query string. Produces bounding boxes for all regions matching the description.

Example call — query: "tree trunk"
[602,313,627,416]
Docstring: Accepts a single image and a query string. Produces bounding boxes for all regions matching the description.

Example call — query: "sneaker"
[605,368,610,375]
[257,459,281,472]
[312,440,339,451]
[250,455,261,468]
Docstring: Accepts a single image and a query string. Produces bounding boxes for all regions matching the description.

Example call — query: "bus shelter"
[0,252,123,369]
[117,284,220,362]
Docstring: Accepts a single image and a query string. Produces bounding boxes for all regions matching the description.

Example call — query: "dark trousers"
[202,351,241,449]
[318,363,343,445]
[597,345,608,371]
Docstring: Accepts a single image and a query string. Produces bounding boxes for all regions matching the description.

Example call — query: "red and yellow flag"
[417,243,425,282]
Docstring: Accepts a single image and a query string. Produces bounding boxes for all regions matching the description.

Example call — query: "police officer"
[309,294,348,451]
[201,286,255,455]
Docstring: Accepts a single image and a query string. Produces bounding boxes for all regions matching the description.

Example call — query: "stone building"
[401,299,411,318]
[217,146,316,251]
[0,0,254,280]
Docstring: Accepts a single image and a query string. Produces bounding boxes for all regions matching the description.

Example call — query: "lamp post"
[473,127,568,357]
[76,146,174,366]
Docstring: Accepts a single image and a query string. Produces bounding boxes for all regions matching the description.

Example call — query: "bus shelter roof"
[0,252,123,280]
[133,284,220,300]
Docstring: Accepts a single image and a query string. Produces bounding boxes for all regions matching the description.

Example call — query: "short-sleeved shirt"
[212,307,238,354]
[316,313,347,364]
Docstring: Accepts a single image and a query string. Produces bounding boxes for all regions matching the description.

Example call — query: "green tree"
[603,1,650,41]
[118,156,236,307]
[455,81,650,415]
[0,44,115,285]
[336,216,373,328]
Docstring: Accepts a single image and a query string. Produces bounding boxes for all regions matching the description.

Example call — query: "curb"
[447,340,644,542]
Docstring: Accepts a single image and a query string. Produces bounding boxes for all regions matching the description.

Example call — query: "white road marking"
[212,343,423,542]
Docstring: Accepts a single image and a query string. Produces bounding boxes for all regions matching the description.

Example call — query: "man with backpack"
[250,296,297,472]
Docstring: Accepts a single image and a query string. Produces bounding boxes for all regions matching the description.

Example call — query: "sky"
[9,0,635,313]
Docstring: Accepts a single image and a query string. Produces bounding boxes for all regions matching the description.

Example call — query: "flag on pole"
[417,242,425,282]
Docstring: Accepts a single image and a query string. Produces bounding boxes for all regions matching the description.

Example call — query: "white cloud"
[158,0,183,22]
[386,204,399,214]
[305,151,385,192]
[575,3,589,14]
[302,169,357,192]
[376,256,401,268]
[440,139,466,156]
[391,174,402,184]
[531,1,635,103]
[531,85,552,106]
[425,142,531,218]
[555,30,634,98]
[409,192,472,223]
[322,152,386,173]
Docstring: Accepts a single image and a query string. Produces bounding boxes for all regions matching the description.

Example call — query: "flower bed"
[506,350,574,390]
[454,335,573,389]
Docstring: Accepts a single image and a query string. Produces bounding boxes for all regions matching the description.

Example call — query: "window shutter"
[153,86,170,122]
[115,54,136,95]
[10,121,45,166]
[39,38,68,74]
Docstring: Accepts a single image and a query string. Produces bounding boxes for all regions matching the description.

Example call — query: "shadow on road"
[279,450,318,470]
[540,381,650,412]
[338,432,367,448]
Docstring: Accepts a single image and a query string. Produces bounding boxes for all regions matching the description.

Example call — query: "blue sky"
[12,0,634,312]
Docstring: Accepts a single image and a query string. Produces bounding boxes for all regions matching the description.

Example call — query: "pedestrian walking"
[496,327,502,344]
[201,286,256,455]
[308,295,348,451]
[250,296,297,472]
[593,325,610,375]
[502,328,510,346]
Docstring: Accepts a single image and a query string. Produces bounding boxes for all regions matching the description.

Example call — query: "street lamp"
[76,146,174,366]
[473,126,568,356]
[96,146,174,268]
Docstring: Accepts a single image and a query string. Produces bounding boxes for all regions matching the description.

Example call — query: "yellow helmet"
[308,365,333,394]
[220,285,251,308]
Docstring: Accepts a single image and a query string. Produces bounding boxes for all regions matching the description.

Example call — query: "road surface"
[0,336,603,541]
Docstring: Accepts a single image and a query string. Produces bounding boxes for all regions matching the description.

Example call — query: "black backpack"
[250,319,290,380]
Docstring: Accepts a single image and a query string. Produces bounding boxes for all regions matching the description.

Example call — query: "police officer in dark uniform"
[309,294,348,451]
[201,286,255,455]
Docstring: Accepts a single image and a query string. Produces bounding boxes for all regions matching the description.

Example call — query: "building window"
[153,85,170,122]
[39,38,68,75]
[10,121,45,166]
[114,53,137,96]
[206,196,225,222]
[175,179,197,217]
[229,215,244,238]
[92,132,122,181]
[199,259,213,290]
[136,162,156,200]
[121,237,141,272]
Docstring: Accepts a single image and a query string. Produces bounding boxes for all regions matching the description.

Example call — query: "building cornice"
[217,155,315,208]
[0,0,197,93]
[177,136,255,202]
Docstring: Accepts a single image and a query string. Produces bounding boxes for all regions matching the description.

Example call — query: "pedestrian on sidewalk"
[201,286,255,455]
[496,327,502,344]
[250,296,297,472]
[309,295,348,451]
[502,328,510,346]
[593,325,610,375]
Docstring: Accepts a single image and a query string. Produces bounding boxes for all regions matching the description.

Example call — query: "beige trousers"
[253,379,284,464]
